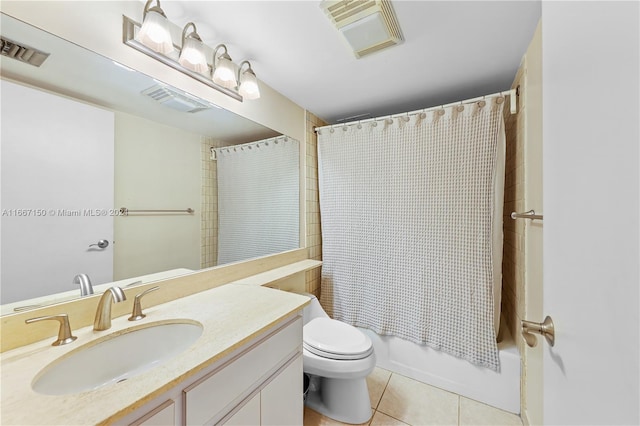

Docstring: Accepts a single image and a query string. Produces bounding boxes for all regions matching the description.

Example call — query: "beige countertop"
[0,284,309,425]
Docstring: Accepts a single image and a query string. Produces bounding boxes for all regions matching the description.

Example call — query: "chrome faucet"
[93,286,126,331]
[73,273,94,296]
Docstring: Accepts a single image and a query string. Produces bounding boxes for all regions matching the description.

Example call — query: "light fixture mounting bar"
[122,15,243,102]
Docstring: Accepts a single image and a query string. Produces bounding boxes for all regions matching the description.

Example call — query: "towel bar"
[119,207,194,215]
[511,210,543,221]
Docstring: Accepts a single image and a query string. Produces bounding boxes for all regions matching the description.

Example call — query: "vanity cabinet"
[126,315,302,426]
[217,356,303,426]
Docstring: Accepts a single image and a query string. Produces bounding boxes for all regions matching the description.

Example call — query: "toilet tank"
[301,293,329,325]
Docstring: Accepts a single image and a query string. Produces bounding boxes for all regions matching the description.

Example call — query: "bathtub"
[358,319,520,414]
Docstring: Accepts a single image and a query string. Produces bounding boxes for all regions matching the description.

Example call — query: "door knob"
[89,239,109,249]
[521,316,555,348]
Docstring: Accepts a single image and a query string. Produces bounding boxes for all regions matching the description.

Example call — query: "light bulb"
[239,70,260,100]
[178,37,208,74]
[212,56,238,88]
[136,10,174,54]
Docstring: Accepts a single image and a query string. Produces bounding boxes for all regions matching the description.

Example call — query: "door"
[540,2,639,425]
[1,79,114,303]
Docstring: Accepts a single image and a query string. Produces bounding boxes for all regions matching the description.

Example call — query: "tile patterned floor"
[303,367,523,426]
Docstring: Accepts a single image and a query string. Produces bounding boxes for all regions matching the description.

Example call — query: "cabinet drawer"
[130,400,175,426]
[183,317,301,425]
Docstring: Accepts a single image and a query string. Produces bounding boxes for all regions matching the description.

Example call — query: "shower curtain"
[215,136,299,265]
[318,98,505,370]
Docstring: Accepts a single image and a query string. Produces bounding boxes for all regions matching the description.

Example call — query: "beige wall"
[114,112,201,279]
[501,22,542,424]
[201,139,218,269]
[304,112,325,296]
[502,82,526,348]
[200,137,236,269]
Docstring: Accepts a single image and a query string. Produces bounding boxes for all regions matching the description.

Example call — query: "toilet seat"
[303,318,373,360]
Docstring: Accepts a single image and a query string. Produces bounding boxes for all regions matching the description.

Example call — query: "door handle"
[89,239,109,249]
[521,316,555,348]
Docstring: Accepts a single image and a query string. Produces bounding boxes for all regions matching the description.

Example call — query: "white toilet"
[302,294,376,424]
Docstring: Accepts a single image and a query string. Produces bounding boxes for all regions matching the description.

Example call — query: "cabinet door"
[130,400,175,426]
[183,318,301,425]
[221,394,260,426]
[260,355,303,426]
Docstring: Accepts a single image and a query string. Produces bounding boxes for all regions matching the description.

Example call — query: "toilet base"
[305,375,372,424]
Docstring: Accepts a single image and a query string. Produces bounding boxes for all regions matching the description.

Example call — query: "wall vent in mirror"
[142,85,210,113]
[0,36,49,67]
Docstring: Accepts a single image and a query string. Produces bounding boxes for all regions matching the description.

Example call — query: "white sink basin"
[32,320,203,395]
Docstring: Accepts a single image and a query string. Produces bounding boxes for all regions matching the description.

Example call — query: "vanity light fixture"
[212,44,238,88]
[123,6,262,101]
[136,0,174,55]
[178,22,208,74]
[238,61,260,100]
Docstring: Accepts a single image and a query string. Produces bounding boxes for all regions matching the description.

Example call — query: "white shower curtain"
[215,136,299,265]
[318,98,505,370]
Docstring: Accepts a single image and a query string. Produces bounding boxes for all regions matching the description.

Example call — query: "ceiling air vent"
[142,85,209,113]
[0,36,50,67]
[320,0,404,58]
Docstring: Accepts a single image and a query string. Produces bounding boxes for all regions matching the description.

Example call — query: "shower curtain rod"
[315,86,519,132]
[210,135,292,160]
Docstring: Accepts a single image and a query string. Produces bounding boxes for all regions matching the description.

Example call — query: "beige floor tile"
[370,411,410,425]
[367,367,393,409]
[377,374,459,425]
[304,407,370,426]
[459,397,522,426]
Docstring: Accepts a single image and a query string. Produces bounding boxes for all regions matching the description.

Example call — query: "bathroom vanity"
[0,282,311,425]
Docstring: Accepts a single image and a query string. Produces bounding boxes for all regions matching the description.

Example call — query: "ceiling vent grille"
[142,85,209,113]
[320,0,403,58]
[0,37,50,67]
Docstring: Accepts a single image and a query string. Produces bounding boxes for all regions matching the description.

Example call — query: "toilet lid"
[303,318,373,360]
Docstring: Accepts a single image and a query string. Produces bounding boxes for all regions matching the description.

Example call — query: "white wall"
[114,112,201,280]
[542,1,639,424]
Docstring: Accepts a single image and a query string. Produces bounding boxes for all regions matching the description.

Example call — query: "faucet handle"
[25,314,77,346]
[128,286,160,321]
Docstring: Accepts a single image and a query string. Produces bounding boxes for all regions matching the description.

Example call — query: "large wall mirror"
[0,13,301,314]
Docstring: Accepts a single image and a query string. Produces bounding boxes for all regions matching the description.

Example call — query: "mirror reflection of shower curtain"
[215,137,299,265]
